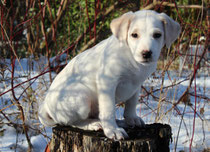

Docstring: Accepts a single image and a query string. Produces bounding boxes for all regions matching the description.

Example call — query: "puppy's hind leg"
[64,83,101,131]
[73,119,102,131]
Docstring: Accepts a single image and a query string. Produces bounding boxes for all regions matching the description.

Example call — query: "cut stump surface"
[50,122,172,152]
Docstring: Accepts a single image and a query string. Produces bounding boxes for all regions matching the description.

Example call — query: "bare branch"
[142,1,206,10]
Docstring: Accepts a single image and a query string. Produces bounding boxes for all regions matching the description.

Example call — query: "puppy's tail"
[38,104,56,127]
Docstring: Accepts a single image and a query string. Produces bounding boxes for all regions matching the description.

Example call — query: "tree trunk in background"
[50,122,172,152]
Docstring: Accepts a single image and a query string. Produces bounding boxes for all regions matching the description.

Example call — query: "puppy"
[39,10,181,140]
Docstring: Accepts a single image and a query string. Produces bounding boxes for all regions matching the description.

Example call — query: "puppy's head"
[110,10,181,64]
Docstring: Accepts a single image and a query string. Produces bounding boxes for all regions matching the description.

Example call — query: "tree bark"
[49,122,172,152]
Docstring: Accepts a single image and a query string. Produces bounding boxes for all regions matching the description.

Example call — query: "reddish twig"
[85,0,92,39]
[11,57,33,151]
[38,0,52,83]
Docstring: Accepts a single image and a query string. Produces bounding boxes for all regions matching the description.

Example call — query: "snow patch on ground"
[0,57,209,151]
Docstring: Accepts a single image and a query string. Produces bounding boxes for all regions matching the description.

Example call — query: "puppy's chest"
[115,77,141,102]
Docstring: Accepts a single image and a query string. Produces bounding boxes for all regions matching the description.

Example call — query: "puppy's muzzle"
[142,50,152,59]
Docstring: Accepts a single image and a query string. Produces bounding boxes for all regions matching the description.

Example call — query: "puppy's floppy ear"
[159,13,181,48]
[110,11,135,42]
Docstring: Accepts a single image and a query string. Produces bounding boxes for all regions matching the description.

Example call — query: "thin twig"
[11,57,33,151]
[142,1,206,10]
[174,104,186,152]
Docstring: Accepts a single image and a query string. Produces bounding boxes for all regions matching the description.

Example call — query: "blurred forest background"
[0,0,209,151]
[0,0,208,59]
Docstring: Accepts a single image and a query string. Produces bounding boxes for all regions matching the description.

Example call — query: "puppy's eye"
[131,33,138,38]
[153,33,162,39]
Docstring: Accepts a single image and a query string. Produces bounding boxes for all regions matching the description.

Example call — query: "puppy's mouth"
[140,58,153,64]
[134,55,155,65]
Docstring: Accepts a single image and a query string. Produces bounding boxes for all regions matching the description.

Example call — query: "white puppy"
[39,10,180,140]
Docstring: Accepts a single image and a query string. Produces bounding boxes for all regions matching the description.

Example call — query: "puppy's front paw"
[125,116,145,127]
[103,127,128,140]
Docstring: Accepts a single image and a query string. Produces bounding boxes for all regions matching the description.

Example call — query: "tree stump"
[50,121,172,152]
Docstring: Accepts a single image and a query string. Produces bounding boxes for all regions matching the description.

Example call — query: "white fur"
[39,10,180,140]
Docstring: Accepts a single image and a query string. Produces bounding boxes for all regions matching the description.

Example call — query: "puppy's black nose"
[142,50,152,59]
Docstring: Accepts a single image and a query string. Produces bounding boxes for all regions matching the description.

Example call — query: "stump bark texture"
[50,123,172,152]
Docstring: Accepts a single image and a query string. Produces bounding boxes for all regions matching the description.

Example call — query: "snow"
[0,57,209,152]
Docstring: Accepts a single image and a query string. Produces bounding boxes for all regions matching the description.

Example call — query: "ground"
[0,57,209,152]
